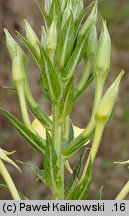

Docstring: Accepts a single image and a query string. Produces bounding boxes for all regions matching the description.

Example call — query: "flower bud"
[94,20,111,81]
[61,1,72,27]
[41,26,47,47]
[79,1,98,38]
[12,49,26,84]
[44,0,52,14]
[96,70,124,124]
[85,24,97,59]
[4,29,24,60]
[24,19,39,47]
[45,20,57,59]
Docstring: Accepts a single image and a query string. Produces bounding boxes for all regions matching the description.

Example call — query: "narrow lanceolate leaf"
[34,0,50,27]
[16,31,40,65]
[56,14,75,69]
[39,44,61,103]
[65,148,89,199]
[44,132,62,189]
[28,103,52,130]
[62,31,90,81]
[67,158,92,200]
[74,73,94,102]
[63,128,94,157]
[18,161,46,184]
[66,119,74,143]
[75,2,94,35]
[0,107,45,153]
[60,77,74,120]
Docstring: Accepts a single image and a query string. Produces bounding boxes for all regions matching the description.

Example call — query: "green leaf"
[49,0,61,26]
[56,14,75,69]
[63,129,94,157]
[18,161,46,184]
[0,107,45,153]
[28,103,52,130]
[39,44,61,103]
[62,31,90,81]
[73,73,94,102]
[74,2,94,36]
[0,184,28,200]
[34,0,50,27]
[65,148,90,199]
[16,31,40,65]
[44,132,62,189]
[67,158,92,200]
[67,119,74,143]
[60,77,74,119]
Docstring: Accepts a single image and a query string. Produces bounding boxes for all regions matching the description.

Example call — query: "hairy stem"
[52,105,64,199]
[80,120,104,182]
[17,82,32,130]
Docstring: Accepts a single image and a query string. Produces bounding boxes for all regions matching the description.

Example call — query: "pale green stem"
[80,120,104,182]
[0,159,20,200]
[52,105,64,199]
[17,82,32,131]
[115,181,129,200]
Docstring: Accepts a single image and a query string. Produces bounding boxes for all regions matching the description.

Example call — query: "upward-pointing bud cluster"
[2,0,125,200]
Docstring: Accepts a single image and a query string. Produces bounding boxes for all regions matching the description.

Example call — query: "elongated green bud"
[41,26,47,47]
[85,24,97,59]
[12,49,26,84]
[4,29,24,60]
[94,20,111,81]
[45,20,57,59]
[96,70,124,124]
[61,5,71,28]
[44,0,52,14]
[79,1,98,38]
[24,19,39,51]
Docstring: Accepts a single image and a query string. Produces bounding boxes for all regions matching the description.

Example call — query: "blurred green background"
[0,0,129,199]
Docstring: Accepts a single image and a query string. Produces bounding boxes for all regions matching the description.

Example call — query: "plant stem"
[80,120,104,182]
[0,159,20,200]
[115,181,129,200]
[17,82,32,131]
[52,104,64,199]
